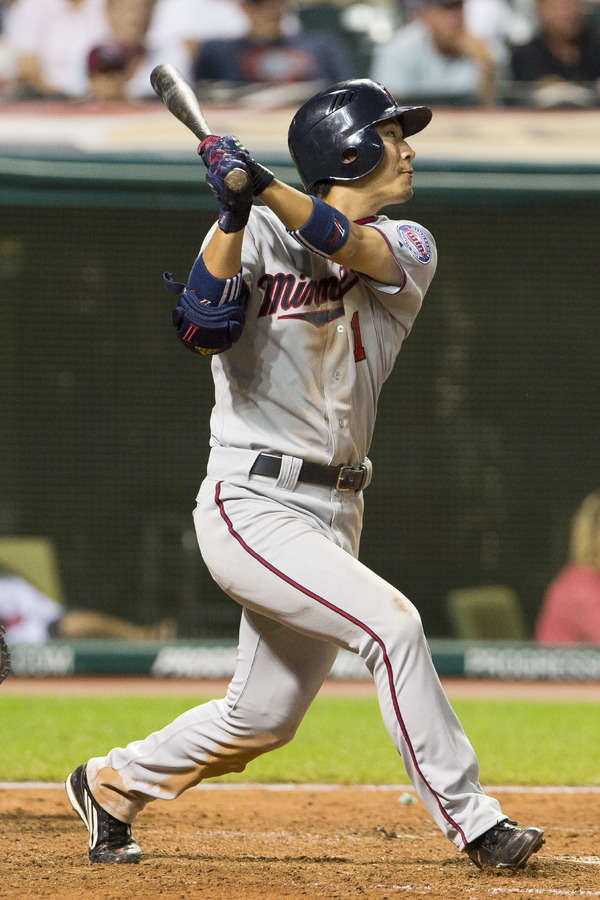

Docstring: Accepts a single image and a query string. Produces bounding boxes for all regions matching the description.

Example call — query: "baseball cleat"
[466,820,545,870]
[66,764,141,864]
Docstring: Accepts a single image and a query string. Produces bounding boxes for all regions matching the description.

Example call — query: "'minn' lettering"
[257,268,358,318]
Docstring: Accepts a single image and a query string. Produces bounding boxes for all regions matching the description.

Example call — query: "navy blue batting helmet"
[288,79,432,192]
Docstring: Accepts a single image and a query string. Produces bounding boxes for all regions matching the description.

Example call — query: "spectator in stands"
[370,0,502,106]
[535,490,600,644]
[86,39,139,102]
[3,0,109,98]
[193,0,355,95]
[144,0,252,85]
[0,1,19,97]
[508,0,600,107]
[0,567,177,644]
[85,0,157,100]
[105,0,156,48]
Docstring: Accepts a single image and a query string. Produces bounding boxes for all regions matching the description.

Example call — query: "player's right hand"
[198,135,253,233]
[199,134,245,166]
[199,135,274,197]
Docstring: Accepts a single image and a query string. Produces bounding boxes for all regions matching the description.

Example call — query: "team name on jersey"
[257,266,359,321]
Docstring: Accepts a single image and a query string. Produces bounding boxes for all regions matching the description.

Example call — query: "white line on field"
[553,856,600,865]
[296,888,600,897]
[485,890,600,896]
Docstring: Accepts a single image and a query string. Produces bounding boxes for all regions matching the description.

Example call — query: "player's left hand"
[214,173,253,234]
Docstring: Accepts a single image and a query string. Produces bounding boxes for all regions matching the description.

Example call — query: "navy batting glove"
[219,190,253,233]
[199,134,248,180]
[199,136,253,233]
[216,188,253,234]
[199,135,274,197]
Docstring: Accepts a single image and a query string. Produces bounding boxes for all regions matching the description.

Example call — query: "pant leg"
[87,607,338,822]
[193,477,505,849]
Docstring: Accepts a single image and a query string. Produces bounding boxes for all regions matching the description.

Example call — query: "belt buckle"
[336,464,367,492]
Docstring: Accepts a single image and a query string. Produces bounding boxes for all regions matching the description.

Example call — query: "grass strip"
[1,695,598,785]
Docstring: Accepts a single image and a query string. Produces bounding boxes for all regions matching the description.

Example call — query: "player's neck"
[326,186,382,221]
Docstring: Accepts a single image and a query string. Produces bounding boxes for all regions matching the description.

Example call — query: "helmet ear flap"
[288,79,431,192]
[332,125,385,185]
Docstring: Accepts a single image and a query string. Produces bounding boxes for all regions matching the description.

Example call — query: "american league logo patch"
[396,224,432,264]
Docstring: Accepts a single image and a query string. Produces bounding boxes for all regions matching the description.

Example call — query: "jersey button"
[338,418,345,428]
[333,370,341,381]
[337,325,344,333]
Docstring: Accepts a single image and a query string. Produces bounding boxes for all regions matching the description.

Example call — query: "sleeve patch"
[396,224,432,264]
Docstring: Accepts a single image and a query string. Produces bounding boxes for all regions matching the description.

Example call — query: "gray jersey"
[207,207,437,466]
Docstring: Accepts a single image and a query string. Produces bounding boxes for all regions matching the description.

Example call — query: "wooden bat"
[150,63,251,194]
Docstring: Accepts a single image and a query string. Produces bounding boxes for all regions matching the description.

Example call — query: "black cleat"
[466,820,545,870]
[66,764,141,864]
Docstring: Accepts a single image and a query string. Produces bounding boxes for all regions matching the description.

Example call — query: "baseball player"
[66,78,544,870]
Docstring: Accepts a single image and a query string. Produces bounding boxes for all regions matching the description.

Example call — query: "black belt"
[250,453,368,492]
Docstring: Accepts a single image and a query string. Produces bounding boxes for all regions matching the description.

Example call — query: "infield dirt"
[1,783,599,899]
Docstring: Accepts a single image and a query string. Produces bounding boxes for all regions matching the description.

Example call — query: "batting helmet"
[288,79,432,192]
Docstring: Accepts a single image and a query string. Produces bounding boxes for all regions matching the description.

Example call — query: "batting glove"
[199,135,253,233]
[199,135,274,197]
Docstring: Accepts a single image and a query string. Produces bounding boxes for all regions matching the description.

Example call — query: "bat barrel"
[150,64,253,194]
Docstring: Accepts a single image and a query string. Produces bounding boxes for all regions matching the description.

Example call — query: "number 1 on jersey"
[351,311,366,362]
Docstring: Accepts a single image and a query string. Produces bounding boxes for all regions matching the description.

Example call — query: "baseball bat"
[150,63,251,194]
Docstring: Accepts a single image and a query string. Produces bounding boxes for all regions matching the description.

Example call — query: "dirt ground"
[2,784,599,899]
[1,678,600,899]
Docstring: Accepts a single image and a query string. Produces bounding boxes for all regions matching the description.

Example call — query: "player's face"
[360,119,416,206]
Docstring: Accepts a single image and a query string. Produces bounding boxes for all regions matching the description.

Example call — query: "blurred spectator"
[193,0,355,95]
[370,0,503,106]
[86,39,138,102]
[535,490,600,644]
[508,0,600,107]
[0,568,178,644]
[105,0,156,48]
[0,1,19,97]
[3,0,109,98]
[144,0,253,85]
[85,0,157,100]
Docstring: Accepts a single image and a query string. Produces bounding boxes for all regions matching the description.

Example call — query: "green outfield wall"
[9,639,600,681]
